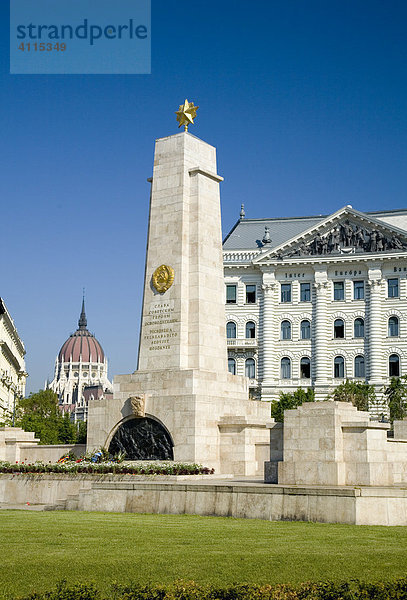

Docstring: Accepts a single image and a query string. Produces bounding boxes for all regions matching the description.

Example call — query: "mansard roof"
[223,207,407,253]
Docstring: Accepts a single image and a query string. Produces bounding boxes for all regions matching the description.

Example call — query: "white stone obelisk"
[138,132,227,373]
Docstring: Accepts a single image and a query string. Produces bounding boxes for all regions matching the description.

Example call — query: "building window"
[245,284,256,304]
[300,320,311,339]
[354,355,365,378]
[228,358,236,375]
[300,283,311,302]
[334,319,345,339]
[226,285,237,304]
[334,356,345,378]
[245,358,256,379]
[354,281,364,300]
[226,321,236,339]
[334,282,345,301]
[389,316,399,337]
[281,320,291,340]
[281,283,292,303]
[389,354,400,377]
[354,318,364,338]
[300,357,311,378]
[281,357,291,379]
[388,278,399,298]
[245,321,256,338]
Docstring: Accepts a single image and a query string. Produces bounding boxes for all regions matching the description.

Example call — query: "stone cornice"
[246,251,407,268]
[0,340,25,372]
[0,308,25,357]
[188,167,223,183]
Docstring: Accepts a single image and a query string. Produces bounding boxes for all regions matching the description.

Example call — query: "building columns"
[313,278,330,400]
[260,270,276,390]
[367,271,384,385]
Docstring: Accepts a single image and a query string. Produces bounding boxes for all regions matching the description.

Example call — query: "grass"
[1,511,407,597]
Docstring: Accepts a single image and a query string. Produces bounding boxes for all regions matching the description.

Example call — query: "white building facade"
[0,298,27,420]
[49,299,113,421]
[223,206,407,412]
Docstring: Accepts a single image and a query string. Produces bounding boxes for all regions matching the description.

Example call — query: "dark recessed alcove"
[108,417,174,460]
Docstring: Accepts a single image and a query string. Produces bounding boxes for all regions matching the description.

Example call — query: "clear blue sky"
[2,1,407,394]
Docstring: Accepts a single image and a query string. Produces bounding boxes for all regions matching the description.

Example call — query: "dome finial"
[78,290,87,330]
[240,204,245,219]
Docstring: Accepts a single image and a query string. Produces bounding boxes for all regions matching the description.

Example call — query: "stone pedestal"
[87,131,270,475]
[274,401,407,487]
[394,418,407,440]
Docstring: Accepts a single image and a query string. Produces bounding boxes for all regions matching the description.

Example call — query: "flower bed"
[0,460,215,476]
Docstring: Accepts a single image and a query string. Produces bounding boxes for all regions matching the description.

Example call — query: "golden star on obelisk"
[175,99,199,131]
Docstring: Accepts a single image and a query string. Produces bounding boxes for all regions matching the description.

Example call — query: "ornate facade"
[0,298,27,420]
[223,206,407,411]
[49,299,113,421]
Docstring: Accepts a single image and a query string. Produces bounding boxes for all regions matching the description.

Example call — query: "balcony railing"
[227,338,257,348]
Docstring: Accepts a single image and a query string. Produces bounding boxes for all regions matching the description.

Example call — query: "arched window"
[354,355,365,378]
[228,358,236,375]
[300,357,311,378]
[300,320,311,340]
[245,321,256,338]
[226,321,236,339]
[281,357,291,379]
[354,318,364,338]
[281,320,291,340]
[389,354,400,377]
[245,358,256,379]
[334,356,345,378]
[388,316,399,337]
[334,319,345,339]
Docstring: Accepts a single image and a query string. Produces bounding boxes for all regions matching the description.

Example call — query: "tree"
[329,380,376,412]
[270,388,315,422]
[76,420,87,444]
[384,376,407,423]
[12,389,78,445]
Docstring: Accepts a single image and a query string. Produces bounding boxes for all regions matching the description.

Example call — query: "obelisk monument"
[87,101,270,474]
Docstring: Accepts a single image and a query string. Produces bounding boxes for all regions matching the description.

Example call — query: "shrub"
[328,380,376,412]
[270,388,315,422]
[384,375,407,423]
[9,579,407,600]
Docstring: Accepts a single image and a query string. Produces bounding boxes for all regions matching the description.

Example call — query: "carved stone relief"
[285,220,407,258]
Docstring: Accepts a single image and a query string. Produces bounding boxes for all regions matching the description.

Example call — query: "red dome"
[58,298,105,363]
[58,329,105,363]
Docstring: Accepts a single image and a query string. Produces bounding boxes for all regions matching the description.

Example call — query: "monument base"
[87,369,271,476]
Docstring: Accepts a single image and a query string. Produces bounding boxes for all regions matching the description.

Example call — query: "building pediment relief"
[284,219,407,258]
[254,207,407,263]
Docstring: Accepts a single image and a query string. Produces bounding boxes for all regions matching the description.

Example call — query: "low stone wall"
[2,474,407,525]
[18,444,86,463]
[0,474,225,506]
[0,427,85,464]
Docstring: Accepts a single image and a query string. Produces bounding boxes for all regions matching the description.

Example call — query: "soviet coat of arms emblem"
[152,265,175,293]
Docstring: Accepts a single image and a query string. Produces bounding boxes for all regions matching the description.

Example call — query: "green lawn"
[1,511,407,598]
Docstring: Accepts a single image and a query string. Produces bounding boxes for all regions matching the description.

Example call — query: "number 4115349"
[18,42,66,51]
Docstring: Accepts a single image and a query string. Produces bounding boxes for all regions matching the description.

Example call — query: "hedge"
[8,578,407,600]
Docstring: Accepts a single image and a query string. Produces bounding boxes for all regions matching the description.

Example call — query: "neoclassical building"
[223,205,407,410]
[49,299,113,421]
[0,298,27,420]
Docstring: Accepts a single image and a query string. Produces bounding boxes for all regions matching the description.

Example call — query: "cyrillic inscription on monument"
[143,300,179,351]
